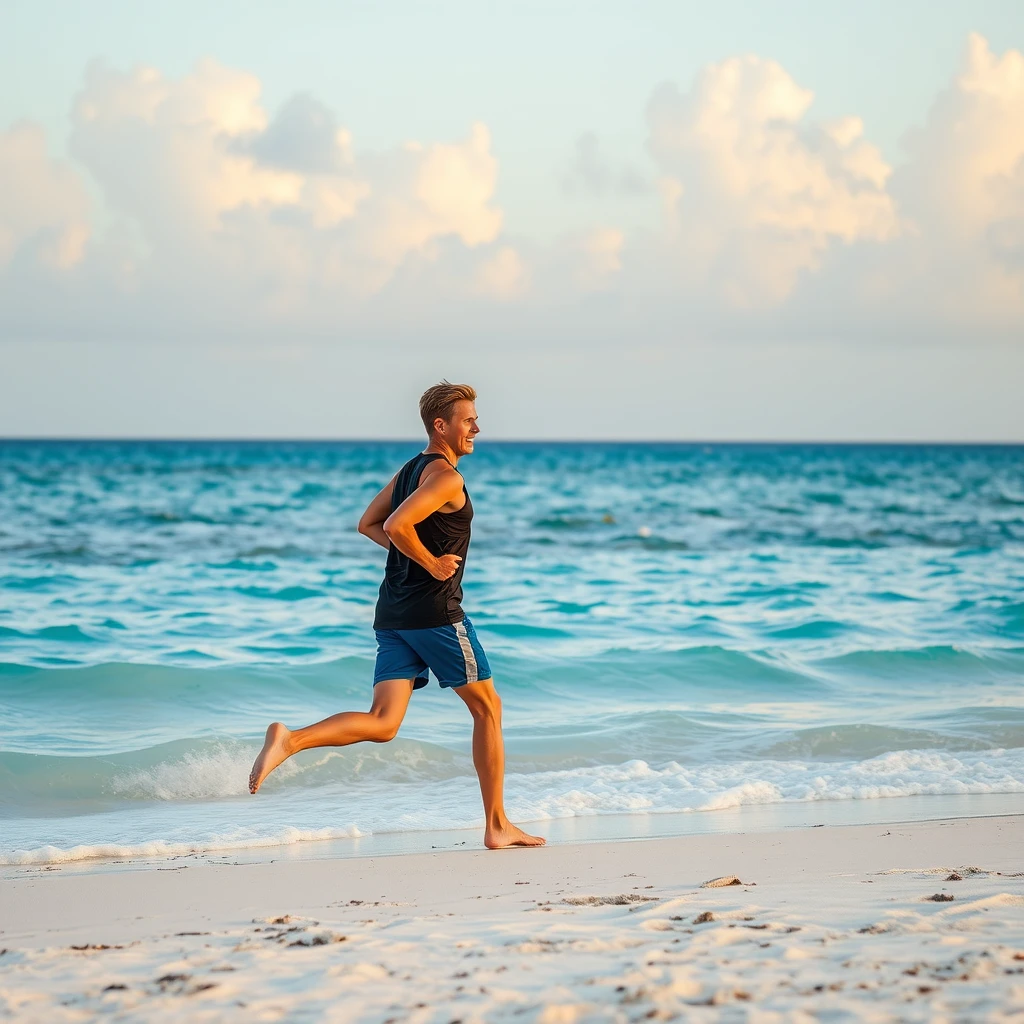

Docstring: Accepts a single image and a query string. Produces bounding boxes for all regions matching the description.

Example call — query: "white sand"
[2,815,1023,1021]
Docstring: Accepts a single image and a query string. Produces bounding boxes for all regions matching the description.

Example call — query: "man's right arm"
[383,468,464,580]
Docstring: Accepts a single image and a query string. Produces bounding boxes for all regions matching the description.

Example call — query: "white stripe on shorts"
[453,621,479,684]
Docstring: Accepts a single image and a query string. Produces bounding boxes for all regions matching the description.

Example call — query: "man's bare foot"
[484,822,546,850]
[249,722,292,794]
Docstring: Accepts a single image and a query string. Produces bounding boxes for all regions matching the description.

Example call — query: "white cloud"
[70,60,307,249]
[57,59,508,319]
[0,38,1022,349]
[884,33,1024,330]
[645,53,900,306]
[904,34,1024,235]
[0,122,91,270]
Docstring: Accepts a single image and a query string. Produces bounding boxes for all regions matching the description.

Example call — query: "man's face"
[437,400,479,456]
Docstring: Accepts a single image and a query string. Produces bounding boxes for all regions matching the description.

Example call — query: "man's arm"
[383,466,464,580]
[356,474,398,550]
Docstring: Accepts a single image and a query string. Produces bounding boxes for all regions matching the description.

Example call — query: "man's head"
[419,381,479,457]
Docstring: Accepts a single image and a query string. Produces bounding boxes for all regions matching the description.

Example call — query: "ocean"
[1,440,1022,866]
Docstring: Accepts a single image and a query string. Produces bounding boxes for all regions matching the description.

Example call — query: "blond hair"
[419,381,477,435]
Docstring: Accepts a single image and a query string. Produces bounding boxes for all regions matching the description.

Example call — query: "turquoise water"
[1,441,1022,863]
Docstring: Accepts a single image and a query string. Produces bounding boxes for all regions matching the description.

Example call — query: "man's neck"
[424,440,459,467]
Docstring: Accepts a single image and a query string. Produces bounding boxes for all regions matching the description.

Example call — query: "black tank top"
[373,452,473,630]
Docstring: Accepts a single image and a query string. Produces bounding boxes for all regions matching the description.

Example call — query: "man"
[248,382,545,850]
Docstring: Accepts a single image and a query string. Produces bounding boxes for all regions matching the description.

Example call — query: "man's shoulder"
[416,457,463,491]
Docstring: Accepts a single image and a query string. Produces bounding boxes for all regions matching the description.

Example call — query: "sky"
[1,0,1023,440]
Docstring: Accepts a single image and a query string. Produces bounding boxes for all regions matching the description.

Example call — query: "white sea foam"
[106,742,458,801]
[106,742,349,800]
[0,826,363,866]
[109,743,262,800]
[505,749,1024,820]
[6,747,1023,866]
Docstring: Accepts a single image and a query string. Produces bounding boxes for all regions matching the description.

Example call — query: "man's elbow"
[382,515,402,540]
[358,515,387,537]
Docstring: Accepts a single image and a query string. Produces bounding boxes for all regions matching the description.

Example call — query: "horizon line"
[1,437,1022,447]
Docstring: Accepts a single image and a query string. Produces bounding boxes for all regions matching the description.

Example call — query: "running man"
[248,382,545,850]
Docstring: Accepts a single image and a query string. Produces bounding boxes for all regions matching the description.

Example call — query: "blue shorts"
[373,617,492,690]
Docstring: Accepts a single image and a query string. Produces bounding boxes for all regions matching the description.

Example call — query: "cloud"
[56,58,508,324]
[70,60,306,246]
[645,53,899,306]
[902,34,1024,237]
[0,122,91,271]
[883,33,1024,331]
[0,38,1022,349]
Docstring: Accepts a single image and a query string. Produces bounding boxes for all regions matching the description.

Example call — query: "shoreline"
[2,815,1022,1020]
[5,790,1022,878]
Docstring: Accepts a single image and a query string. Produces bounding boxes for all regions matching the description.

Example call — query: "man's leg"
[453,678,545,849]
[248,678,415,794]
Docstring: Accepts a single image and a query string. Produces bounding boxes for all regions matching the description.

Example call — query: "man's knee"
[466,684,501,721]
[368,708,402,742]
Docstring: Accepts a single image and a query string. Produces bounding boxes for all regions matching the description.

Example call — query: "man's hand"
[430,553,462,581]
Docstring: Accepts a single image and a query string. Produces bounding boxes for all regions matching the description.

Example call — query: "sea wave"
[508,749,1024,821]
[2,645,1022,780]
[0,738,465,807]
[0,645,828,704]
[4,733,1023,811]
[3,747,1023,866]
[3,643,1020,712]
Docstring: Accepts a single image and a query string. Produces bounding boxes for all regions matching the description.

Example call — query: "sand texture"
[2,816,1023,1021]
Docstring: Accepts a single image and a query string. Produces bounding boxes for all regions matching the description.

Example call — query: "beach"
[3,814,1023,1021]
[3,0,1024,1012]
